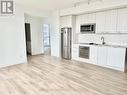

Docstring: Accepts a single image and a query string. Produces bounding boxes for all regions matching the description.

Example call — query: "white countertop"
[77,43,127,48]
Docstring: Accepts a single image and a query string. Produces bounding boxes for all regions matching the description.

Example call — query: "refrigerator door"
[63,46,71,59]
[61,28,72,59]
[63,46,69,59]
[63,28,68,47]
[67,28,71,48]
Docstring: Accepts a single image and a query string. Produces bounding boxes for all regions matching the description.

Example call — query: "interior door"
[25,23,31,55]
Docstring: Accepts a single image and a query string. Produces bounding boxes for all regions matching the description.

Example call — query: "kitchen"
[60,8,127,72]
[1,0,127,95]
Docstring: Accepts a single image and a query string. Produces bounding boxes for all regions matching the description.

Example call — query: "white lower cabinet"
[107,47,126,70]
[97,46,108,67]
[90,46,98,64]
[72,45,126,71]
[72,44,79,59]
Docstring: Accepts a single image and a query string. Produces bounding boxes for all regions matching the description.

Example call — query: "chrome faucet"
[101,36,106,45]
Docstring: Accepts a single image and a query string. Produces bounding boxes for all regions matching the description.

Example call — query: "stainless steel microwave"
[80,23,96,33]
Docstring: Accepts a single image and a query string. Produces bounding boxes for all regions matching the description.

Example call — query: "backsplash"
[78,34,127,46]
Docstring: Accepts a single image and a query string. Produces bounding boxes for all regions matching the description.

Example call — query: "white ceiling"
[16,0,100,11]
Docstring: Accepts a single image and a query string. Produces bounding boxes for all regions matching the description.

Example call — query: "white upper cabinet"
[96,11,106,33]
[67,16,72,27]
[117,8,127,33]
[80,14,88,24]
[105,10,117,33]
[76,13,96,33]
[88,13,96,24]
[75,8,127,34]
[76,16,81,33]
[80,13,96,24]
[60,16,72,28]
[96,10,117,34]
[107,47,126,69]
[60,16,66,28]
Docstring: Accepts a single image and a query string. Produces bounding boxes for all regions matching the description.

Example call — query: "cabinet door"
[96,11,106,33]
[66,16,72,27]
[76,16,80,33]
[107,47,126,69]
[88,13,96,23]
[72,44,79,59]
[97,46,107,66]
[80,14,88,24]
[60,16,67,28]
[105,10,117,33]
[60,16,72,28]
[90,46,98,64]
[79,15,84,24]
[117,8,127,33]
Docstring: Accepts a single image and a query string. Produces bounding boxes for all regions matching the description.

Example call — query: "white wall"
[50,10,60,57]
[41,16,60,56]
[17,4,51,18]
[25,15,44,55]
[0,4,55,67]
[0,7,27,68]
[35,11,61,57]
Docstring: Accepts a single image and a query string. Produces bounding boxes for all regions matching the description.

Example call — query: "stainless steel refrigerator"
[61,28,72,59]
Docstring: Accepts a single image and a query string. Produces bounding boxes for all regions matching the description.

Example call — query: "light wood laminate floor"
[0,55,127,95]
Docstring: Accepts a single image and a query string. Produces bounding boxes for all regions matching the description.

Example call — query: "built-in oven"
[80,23,96,33]
[79,46,90,59]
